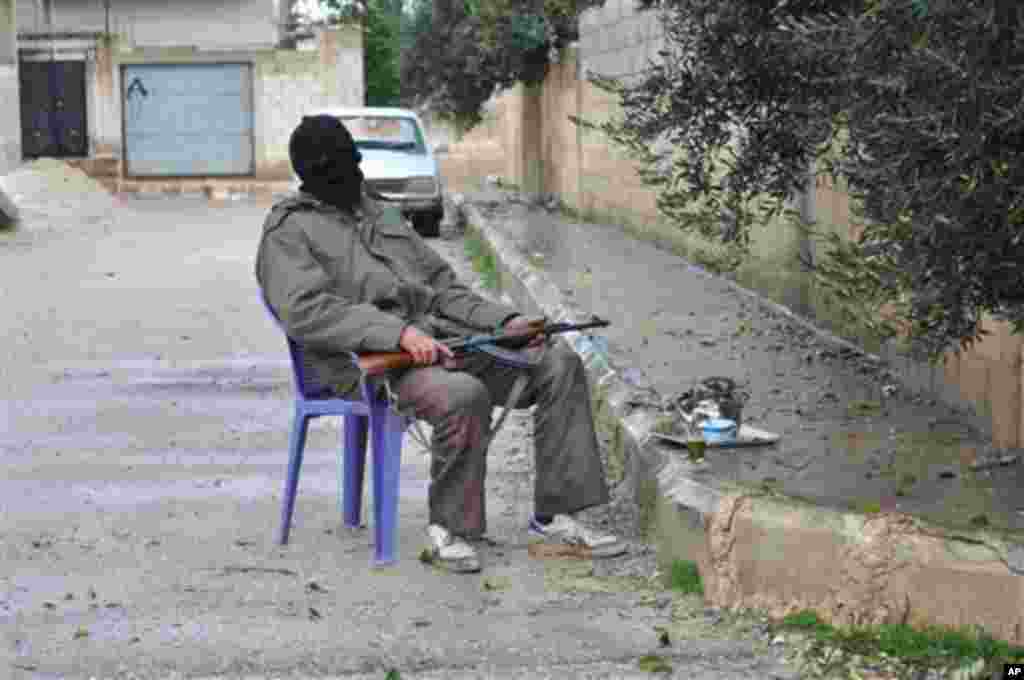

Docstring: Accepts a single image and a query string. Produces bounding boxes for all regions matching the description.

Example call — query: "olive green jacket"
[255,191,519,397]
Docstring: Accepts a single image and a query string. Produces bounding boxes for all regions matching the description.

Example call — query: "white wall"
[0,64,19,171]
[17,0,280,49]
[0,0,20,173]
[253,27,365,174]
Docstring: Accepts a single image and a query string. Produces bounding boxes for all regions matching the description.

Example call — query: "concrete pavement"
[0,168,798,679]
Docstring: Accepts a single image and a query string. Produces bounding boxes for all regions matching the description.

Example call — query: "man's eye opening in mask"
[314,147,362,174]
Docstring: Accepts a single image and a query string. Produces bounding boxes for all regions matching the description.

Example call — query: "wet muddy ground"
[1,187,797,678]
[470,192,1024,539]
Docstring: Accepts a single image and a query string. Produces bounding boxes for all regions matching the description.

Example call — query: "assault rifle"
[356,316,611,376]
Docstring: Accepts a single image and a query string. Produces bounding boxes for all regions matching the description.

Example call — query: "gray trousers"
[387,341,610,539]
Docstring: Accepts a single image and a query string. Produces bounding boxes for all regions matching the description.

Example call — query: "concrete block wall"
[257,50,329,179]
[426,102,507,195]
[317,24,363,107]
[577,0,663,82]
[0,0,18,175]
[540,55,581,206]
[17,0,280,49]
[573,1,668,225]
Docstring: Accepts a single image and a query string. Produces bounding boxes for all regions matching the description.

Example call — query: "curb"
[0,186,20,225]
[459,198,1024,647]
[115,180,294,201]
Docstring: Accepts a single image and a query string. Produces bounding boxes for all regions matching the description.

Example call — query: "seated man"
[255,115,626,573]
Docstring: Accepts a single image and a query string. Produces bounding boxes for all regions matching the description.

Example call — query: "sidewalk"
[457,187,1024,645]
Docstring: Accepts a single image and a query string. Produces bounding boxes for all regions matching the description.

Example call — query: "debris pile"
[674,376,751,432]
[0,159,118,240]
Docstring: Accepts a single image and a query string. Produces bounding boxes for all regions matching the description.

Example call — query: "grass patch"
[779,609,1024,678]
[847,399,883,417]
[463,230,499,290]
[858,501,883,514]
[668,559,703,596]
[689,246,742,275]
[526,251,547,268]
[637,654,673,673]
[895,472,918,497]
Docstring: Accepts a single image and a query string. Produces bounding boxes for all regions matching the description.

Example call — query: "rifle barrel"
[442,318,609,352]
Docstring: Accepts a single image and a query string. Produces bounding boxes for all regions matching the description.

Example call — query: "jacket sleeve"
[257,222,409,353]
[416,237,520,330]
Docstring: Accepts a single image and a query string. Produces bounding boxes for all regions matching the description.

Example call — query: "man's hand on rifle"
[503,315,546,348]
[358,314,604,376]
[399,325,456,367]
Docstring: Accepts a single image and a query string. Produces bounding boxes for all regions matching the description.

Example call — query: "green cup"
[686,439,706,463]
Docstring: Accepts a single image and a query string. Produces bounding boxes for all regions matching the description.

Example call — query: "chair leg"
[370,407,406,567]
[341,414,368,528]
[278,410,311,546]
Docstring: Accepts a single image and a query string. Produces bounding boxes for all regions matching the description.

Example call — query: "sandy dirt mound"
[0,159,120,244]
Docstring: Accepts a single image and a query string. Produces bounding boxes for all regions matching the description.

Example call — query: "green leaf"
[482,576,512,591]
[637,654,673,673]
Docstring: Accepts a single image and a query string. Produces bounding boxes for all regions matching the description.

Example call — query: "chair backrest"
[260,291,337,400]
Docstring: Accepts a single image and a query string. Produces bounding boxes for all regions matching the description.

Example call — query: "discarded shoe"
[527,514,627,559]
[424,525,482,573]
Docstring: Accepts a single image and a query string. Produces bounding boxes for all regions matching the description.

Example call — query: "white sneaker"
[424,525,482,573]
[528,514,627,559]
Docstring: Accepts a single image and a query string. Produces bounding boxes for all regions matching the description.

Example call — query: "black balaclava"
[289,115,365,213]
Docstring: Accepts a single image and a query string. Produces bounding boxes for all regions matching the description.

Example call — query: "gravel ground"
[0,159,121,245]
[1,171,801,680]
[427,234,657,583]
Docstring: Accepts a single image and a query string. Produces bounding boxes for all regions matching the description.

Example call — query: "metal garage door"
[122,63,254,177]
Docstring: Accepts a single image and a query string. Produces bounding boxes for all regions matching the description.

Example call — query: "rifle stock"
[357,351,418,376]
[354,316,600,377]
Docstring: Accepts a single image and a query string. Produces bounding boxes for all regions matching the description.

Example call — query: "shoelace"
[569,523,602,545]
[432,529,475,558]
[572,519,617,546]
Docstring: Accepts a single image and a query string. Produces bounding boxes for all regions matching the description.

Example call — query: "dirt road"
[0,188,795,679]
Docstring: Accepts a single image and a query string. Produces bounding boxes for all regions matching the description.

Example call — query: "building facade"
[15,0,363,180]
[1,0,20,175]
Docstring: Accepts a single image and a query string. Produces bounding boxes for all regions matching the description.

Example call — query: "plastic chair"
[261,294,410,566]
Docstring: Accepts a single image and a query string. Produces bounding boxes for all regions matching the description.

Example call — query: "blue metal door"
[122,63,254,176]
